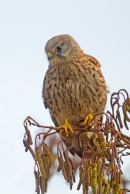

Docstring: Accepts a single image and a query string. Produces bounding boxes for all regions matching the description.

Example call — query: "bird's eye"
[56,46,62,51]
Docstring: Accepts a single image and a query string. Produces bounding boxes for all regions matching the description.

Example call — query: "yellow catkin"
[93,134,108,159]
[44,155,50,166]
[42,155,50,180]
[96,158,103,193]
[84,162,90,186]
[43,144,52,167]
[102,175,110,194]
[112,181,121,194]
[36,147,47,180]
[91,163,97,194]
[93,134,98,145]
[103,182,110,194]
[82,162,90,194]
[98,172,103,193]
[40,143,52,181]
[88,165,92,184]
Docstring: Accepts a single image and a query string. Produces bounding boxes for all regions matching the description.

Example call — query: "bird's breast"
[43,60,107,126]
[43,65,92,126]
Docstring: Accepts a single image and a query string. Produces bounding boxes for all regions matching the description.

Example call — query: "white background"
[0,1,130,193]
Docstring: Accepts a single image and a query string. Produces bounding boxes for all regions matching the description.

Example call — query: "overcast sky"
[0,1,130,194]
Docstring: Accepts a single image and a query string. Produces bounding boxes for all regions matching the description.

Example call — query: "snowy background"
[0,1,130,193]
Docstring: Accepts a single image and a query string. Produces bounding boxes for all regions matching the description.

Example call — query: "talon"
[56,119,74,137]
[83,113,94,127]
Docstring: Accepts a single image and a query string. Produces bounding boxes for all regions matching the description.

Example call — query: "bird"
[42,34,108,157]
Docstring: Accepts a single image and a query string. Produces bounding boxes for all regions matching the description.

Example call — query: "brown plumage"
[42,34,107,157]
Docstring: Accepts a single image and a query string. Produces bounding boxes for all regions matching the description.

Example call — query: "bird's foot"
[56,119,74,137]
[83,113,94,128]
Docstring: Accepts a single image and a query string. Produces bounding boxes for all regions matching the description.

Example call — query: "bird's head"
[45,34,82,66]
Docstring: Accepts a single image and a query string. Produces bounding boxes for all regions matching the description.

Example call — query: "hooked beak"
[47,51,54,61]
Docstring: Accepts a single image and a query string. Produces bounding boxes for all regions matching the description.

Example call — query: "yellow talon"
[83,113,94,127]
[56,119,74,137]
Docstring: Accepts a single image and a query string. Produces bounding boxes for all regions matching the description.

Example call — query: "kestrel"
[42,34,107,157]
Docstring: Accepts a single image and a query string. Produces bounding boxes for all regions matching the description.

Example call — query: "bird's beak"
[47,51,54,61]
